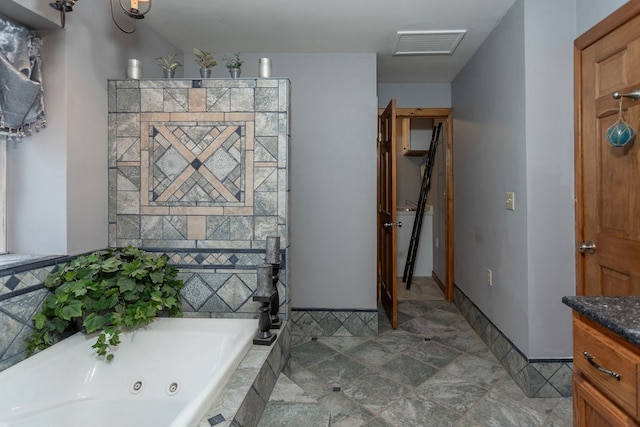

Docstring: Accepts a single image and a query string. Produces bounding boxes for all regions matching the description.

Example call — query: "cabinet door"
[573,375,638,427]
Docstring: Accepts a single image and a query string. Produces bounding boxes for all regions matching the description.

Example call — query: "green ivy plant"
[26,246,183,361]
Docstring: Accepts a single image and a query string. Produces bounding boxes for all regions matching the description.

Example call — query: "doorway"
[377,102,454,329]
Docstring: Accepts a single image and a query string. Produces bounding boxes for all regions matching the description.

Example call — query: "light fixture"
[49,0,77,28]
[110,0,152,34]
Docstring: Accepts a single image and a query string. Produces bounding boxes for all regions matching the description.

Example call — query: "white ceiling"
[144,0,517,83]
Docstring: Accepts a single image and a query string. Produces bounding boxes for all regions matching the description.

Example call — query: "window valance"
[0,18,46,139]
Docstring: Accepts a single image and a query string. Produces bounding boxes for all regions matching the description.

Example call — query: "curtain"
[0,18,46,139]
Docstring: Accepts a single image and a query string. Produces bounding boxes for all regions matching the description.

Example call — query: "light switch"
[505,192,515,211]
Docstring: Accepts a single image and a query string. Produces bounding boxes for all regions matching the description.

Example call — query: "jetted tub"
[0,318,257,427]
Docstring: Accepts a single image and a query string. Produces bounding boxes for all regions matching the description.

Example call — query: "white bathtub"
[0,318,257,427]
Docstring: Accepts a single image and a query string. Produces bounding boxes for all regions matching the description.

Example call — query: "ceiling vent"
[394,30,466,55]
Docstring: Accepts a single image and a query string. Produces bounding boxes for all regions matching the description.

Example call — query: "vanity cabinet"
[572,314,640,427]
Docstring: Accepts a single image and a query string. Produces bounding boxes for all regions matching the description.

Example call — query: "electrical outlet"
[486,269,493,286]
[505,192,515,211]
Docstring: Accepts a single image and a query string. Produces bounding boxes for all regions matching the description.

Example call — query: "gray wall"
[452,0,627,359]
[524,0,576,358]
[283,53,378,310]
[377,83,451,109]
[452,0,530,354]
[576,0,627,35]
[191,52,379,310]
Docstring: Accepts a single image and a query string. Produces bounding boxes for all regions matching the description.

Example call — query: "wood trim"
[396,108,452,118]
[574,44,585,295]
[575,0,640,50]
[376,106,455,302]
[432,270,445,295]
[378,108,452,118]
[444,110,454,302]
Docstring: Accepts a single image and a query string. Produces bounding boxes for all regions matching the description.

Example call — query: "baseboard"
[453,284,573,398]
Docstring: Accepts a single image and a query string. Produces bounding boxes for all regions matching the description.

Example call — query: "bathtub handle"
[383,221,402,229]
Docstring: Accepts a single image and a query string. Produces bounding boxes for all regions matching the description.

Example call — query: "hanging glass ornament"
[606,98,636,147]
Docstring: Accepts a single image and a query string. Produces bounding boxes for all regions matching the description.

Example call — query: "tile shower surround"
[109,78,291,321]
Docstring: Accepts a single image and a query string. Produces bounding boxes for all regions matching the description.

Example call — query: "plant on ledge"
[223,52,243,70]
[156,53,183,71]
[26,246,183,361]
[193,48,217,69]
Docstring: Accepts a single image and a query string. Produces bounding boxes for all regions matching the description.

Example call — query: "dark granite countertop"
[562,296,640,347]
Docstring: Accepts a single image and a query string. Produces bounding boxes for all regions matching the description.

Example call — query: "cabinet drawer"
[574,318,640,418]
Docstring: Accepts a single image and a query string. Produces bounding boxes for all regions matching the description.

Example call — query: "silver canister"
[259,58,271,78]
[126,59,142,79]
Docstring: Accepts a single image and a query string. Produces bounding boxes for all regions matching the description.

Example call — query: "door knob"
[578,241,596,254]
[383,222,402,228]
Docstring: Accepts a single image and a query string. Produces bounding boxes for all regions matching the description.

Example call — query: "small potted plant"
[193,48,217,78]
[156,53,182,78]
[26,246,184,361]
[224,52,243,78]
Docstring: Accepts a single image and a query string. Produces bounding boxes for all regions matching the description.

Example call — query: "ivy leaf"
[123,260,146,279]
[84,313,105,333]
[50,317,69,333]
[149,271,164,284]
[94,296,109,311]
[101,257,121,273]
[33,312,47,330]
[59,300,83,320]
[150,290,163,302]
[117,277,136,293]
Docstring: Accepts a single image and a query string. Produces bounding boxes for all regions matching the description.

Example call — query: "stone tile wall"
[290,309,378,337]
[454,285,573,398]
[0,257,71,370]
[108,78,290,321]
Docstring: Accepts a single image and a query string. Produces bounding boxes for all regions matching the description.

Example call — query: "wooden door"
[378,99,398,328]
[576,4,640,296]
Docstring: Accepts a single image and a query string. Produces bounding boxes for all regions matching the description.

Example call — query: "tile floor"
[259,277,573,426]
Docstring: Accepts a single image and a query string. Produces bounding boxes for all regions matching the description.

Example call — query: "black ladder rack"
[402,122,442,290]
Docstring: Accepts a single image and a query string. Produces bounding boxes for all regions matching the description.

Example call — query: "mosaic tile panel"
[453,286,573,398]
[290,309,378,337]
[108,78,291,328]
[108,78,289,250]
